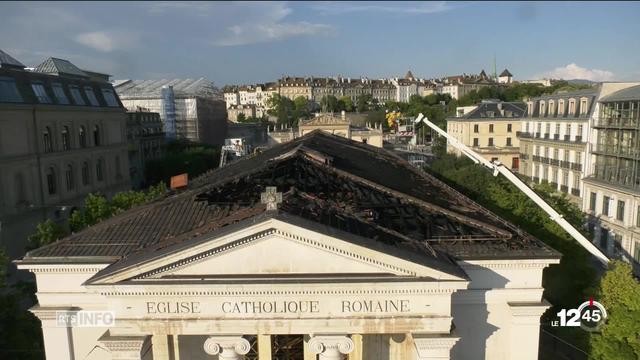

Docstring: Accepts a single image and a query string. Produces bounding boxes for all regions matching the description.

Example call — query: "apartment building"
[0,49,130,258]
[447,100,525,170]
[582,84,640,263]
[518,89,597,202]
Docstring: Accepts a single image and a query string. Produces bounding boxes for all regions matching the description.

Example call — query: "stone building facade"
[126,110,165,189]
[17,131,560,360]
[0,50,130,258]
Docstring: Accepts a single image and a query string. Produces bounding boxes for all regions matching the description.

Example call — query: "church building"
[17,131,560,360]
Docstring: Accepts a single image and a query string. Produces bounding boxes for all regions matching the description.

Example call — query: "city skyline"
[2,2,639,85]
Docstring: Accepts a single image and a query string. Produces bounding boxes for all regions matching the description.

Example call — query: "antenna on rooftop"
[493,54,497,82]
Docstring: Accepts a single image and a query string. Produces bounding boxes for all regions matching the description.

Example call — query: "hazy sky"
[2,1,639,86]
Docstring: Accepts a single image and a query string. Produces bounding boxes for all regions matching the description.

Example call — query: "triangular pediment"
[87,216,466,285]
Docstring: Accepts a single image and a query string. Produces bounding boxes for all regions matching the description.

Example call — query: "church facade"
[17,131,560,360]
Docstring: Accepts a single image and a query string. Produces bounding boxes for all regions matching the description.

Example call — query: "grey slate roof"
[23,131,560,268]
[500,69,512,77]
[600,85,640,102]
[114,78,222,99]
[0,49,25,68]
[34,57,89,78]
[457,101,526,120]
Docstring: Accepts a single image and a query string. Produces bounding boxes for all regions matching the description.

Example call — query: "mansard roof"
[24,131,559,267]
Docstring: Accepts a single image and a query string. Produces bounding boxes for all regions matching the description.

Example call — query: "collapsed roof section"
[24,131,559,268]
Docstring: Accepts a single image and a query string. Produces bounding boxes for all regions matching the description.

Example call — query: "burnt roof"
[24,131,559,268]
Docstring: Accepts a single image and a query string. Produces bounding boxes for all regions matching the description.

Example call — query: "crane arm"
[417,113,609,265]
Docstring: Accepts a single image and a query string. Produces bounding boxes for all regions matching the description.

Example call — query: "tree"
[266,94,294,125]
[339,96,354,112]
[293,96,310,121]
[27,219,67,250]
[320,95,340,113]
[591,261,640,359]
[236,113,246,122]
[356,94,372,112]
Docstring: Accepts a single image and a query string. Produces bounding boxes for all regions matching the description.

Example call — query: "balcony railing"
[564,135,570,141]
[541,157,550,164]
[571,163,582,171]
[560,185,569,193]
[554,134,560,140]
[550,159,560,166]
[550,182,558,189]
[532,155,541,162]
[520,153,529,160]
[517,131,532,138]
[575,136,582,142]
[560,161,571,169]
[544,133,550,139]
[571,188,581,196]
[535,132,541,138]
[532,176,540,183]
[594,116,640,128]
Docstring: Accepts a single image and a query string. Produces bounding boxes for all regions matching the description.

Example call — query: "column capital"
[308,335,355,360]
[413,334,459,360]
[203,336,251,360]
[98,331,151,360]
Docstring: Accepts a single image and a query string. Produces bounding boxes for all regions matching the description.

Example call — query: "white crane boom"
[417,113,609,264]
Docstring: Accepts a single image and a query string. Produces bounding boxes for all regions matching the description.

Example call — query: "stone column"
[203,336,251,360]
[257,334,272,359]
[413,334,459,360]
[152,333,170,360]
[508,301,550,360]
[98,332,151,360]
[30,307,76,360]
[308,335,355,360]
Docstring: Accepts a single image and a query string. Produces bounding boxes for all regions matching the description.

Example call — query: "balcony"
[520,153,529,160]
[535,132,541,138]
[571,188,580,196]
[560,185,569,193]
[554,134,560,140]
[594,116,640,129]
[532,155,541,162]
[571,163,582,171]
[541,157,550,164]
[550,159,560,166]
[560,161,571,169]
[564,135,570,141]
[532,176,540,183]
[575,136,582,142]
[544,133,550,139]
[550,182,558,189]
[517,131,532,139]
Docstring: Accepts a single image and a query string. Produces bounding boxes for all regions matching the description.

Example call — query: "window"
[617,200,625,221]
[506,137,512,146]
[637,206,640,227]
[564,150,570,162]
[43,126,53,152]
[69,86,85,105]
[540,101,546,115]
[491,157,499,162]
[558,100,565,115]
[14,173,26,205]
[566,124,572,139]
[563,171,569,186]
[489,124,494,133]
[46,167,56,195]
[62,126,71,150]
[577,124,584,138]
[545,123,550,135]
[82,161,90,186]
[474,124,479,133]
[31,83,51,104]
[635,242,640,263]
[603,196,611,216]
[84,87,99,106]
[115,156,121,177]
[473,138,479,146]
[65,164,74,191]
[93,125,101,146]
[101,88,119,107]
[488,138,494,146]
[79,126,87,147]
[96,158,104,182]
[576,152,582,164]
[51,83,69,104]
[569,100,576,114]
[555,123,560,135]
[553,148,559,159]
[590,192,597,211]
[549,101,555,115]
[581,99,588,114]
[0,76,23,102]
[507,124,512,132]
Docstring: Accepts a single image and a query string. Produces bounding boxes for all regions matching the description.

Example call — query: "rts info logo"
[552,298,607,332]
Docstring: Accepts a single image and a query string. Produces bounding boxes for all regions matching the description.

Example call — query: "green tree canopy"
[591,260,640,359]
[339,96,354,112]
[320,95,340,113]
[236,113,246,122]
[266,93,295,125]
